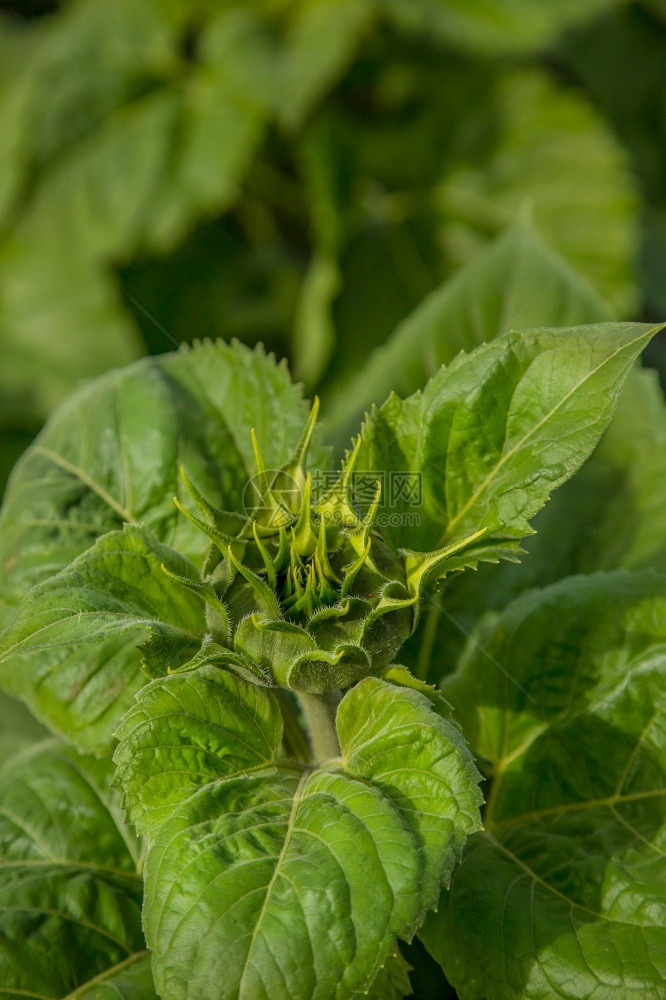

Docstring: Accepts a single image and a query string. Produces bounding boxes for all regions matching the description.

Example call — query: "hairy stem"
[277,690,312,763]
[298,691,341,763]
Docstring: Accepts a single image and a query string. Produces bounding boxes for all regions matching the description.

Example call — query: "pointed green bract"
[114,668,482,999]
[0,739,154,998]
[0,525,205,752]
[421,572,666,1000]
[356,322,662,554]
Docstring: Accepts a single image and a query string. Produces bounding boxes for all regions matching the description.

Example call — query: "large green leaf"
[0,526,205,752]
[401,364,666,683]
[0,340,323,617]
[438,68,637,313]
[324,223,612,446]
[0,739,156,998]
[421,572,666,1000]
[114,668,482,999]
[356,322,661,554]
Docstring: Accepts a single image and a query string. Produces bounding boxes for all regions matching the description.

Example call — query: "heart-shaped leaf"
[114,668,482,999]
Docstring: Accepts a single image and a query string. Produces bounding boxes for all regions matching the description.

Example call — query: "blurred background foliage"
[0,0,665,496]
[1,4,665,995]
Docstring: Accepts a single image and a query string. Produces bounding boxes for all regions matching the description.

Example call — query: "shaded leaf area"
[323,222,613,447]
[356,321,658,554]
[0,739,156,999]
[114,669,482,999]
[0,340,324,615]
[0,526,205,753]
[0,689,48,765]
[435,66,636,315]
[381,0,619,55]
[421,572,666,1000]
[313,46,634,401]
[556,2,666,330]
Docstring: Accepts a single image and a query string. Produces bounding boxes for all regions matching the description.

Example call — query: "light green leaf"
[324,222,612,446]
[356,322,662,555]
[421,571,666,1000]
[0,340,324,618]
[438,68,637,313]
[277,0,374,131]
[400,364,666,683]
[0,525,205,752]
[114,668,481,999]
[491,365,666,583]
[0,739,155,999]
[382,0,620,54]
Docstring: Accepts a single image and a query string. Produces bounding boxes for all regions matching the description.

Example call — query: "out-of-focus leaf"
[0,0,374,431]
[114,669,482,999]
[382,0,621,55]
[438,68,637,314]
[557,2,666,333]
[277,0,375,130]
[324,223,612,446]
[0,690,47,765]
[422,572,666,1000]
[0,739,154,998]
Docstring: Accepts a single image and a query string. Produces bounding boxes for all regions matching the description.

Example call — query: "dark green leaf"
[439,68,637,313]
[0,739,154,998]
[383,0,620,54]
[421,572,666,1000]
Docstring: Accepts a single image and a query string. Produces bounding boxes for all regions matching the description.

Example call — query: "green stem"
[277,690,312,763]
[297,691,341,763]
[415,600,442,680]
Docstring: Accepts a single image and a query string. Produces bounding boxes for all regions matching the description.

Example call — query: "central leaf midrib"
[32,447,137,525]
[237,771,310,998]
